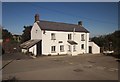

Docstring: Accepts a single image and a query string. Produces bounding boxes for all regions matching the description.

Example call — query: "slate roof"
[20,39,41,49]
[37,20,89,33]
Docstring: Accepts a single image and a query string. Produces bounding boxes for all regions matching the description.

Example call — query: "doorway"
[37,40,42,56]
[89,46,92,53]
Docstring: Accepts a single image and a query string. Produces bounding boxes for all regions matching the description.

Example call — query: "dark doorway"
[37,41,42,56]
[89,46,92,53]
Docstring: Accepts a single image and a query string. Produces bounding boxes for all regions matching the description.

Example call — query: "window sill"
[68,50,71,52]
[81,40,85,41]
[60,51,64,52]
[51,39,56,40]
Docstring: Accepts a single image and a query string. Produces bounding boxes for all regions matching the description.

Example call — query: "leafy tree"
[91,30,120,54]
[21,25,32,43]
[2,28,13,42]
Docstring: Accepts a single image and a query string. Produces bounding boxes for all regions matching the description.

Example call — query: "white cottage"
[20,14,100,56]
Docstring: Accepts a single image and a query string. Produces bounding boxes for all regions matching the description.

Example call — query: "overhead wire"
[25,2,117,25]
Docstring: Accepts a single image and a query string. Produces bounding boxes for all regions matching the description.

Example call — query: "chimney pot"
[35,14,40,22]
[78,21,82,26]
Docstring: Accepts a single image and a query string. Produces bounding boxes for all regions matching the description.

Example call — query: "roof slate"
[37,20,89,33]
[20,39,41,49]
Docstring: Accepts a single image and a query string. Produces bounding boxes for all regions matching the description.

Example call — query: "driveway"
[2,54,118,80]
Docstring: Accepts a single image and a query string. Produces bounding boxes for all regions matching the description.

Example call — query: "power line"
[26,3,117,25]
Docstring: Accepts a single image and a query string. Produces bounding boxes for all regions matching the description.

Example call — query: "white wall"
[21,45,37,56]
[21,49,27,53]
[29,45,37,56]
[86,33,90,53]
[89,42,100,54]
[30,22,90,56]
[42,30,90,56]
[31,22,42,40]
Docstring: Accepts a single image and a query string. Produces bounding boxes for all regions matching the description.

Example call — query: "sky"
[2,2,118,37]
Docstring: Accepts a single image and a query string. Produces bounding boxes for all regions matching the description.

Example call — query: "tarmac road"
[2,53,118,80]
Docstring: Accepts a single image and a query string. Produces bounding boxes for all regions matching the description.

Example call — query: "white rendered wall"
[29,45,37,56]
[86,33,90,53]
[31,22,42,40]
[42,30,89,56]
[89,42,100,54]
[21,49,27,53]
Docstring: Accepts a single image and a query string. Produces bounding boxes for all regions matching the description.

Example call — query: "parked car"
[103,50,114,55]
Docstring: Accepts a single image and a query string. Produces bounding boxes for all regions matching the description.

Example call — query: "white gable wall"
[31,22,42,40]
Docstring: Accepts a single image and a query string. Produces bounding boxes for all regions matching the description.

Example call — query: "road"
[2,53,118,80]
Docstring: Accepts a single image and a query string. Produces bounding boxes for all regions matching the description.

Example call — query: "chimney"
[35,14,40,22]
[78,21,82,26]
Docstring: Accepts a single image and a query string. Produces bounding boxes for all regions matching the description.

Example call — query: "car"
[103,50,114,55]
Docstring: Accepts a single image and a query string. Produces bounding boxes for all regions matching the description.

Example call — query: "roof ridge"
[36,20,89,33]
[40,20,81,27]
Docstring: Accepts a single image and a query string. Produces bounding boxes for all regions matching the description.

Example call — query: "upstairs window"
[51,46,56,53]
[81,34,85,41]
[51,33,56,40]
[68,34,72,40]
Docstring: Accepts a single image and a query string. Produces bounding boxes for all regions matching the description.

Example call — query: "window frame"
[60,45,64,52]
[68,34,72,40]
[51,46,56,53]
[51,33,56,40]
[81,34,85,41]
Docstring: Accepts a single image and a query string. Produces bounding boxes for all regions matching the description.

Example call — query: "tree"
[91,30,120,55]
[21,25,32,43]
[2,28,13,42]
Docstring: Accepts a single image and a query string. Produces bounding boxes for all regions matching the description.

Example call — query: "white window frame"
[81,34,85,41]
[51,33,56,40]
[51,46,56,53]
[68,34,72,40]
[60,45,64,52]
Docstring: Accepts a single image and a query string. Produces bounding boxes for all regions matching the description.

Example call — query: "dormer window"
[51,33,56,40]
[68,34,72,40]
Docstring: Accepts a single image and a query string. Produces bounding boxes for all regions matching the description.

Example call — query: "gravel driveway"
[2,53,119,80]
